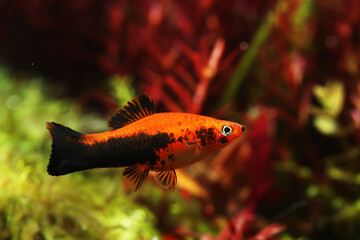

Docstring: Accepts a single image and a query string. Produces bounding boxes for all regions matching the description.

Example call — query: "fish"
[46,93,245,191]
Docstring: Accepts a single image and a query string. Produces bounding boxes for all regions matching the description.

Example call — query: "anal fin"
[123,166,149,191]
[154,170,177,191]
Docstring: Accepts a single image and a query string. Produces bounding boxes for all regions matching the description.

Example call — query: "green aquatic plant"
[0,68,159,240]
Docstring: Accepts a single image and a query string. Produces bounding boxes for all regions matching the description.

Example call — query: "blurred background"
[0,0,359,239]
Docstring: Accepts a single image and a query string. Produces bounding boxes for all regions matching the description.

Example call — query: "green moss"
[0,68,159,240]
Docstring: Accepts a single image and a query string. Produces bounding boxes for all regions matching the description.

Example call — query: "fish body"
[47,93,245,191]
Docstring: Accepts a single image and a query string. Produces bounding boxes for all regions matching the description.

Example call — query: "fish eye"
[221,125,232,136]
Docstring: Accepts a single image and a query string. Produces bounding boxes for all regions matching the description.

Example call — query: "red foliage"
[248,224,286,240]
[214,208,255,240]
[204,208,285,240]
[202,107,278,217]
[244,108,277,206]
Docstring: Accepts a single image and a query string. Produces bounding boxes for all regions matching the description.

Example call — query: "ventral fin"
[154,170,177,191]
[123,166,149,191]
[108,93,156,129]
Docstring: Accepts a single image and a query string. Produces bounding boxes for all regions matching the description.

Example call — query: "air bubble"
[239,41,248,50]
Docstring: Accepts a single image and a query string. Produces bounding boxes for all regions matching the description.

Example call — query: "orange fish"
[46,93,245,191]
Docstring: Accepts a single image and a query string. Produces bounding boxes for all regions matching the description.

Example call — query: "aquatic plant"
[0,68,159,240]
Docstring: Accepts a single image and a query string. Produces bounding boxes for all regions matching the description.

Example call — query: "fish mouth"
[221,135,240,145]
[228,127,245,142]
[228,136,239,142]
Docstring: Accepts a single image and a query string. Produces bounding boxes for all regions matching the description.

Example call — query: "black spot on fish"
[196,127,217,146]
[166,133,176,143]
[206,128,216,143]
[177,136,183,143]
[197,130,207,146]
[220,136,229,144]
[168,154,175,162]
[161,160,166,166]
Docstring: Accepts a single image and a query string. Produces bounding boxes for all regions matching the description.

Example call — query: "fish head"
[192,119,245,151]
[213,120,245,147]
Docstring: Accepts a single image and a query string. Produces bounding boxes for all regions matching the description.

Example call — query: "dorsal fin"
[108,93,156,129]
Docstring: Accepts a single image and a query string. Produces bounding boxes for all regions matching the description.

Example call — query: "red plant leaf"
[214,208,254,240]
[164,75,193,110]
[248,224,286,240]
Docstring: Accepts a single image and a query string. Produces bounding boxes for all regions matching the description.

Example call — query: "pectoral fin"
[123,166,149,191]
[154,170,177,191]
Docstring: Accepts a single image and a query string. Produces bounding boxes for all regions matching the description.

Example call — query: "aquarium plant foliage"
[0,68,159,240]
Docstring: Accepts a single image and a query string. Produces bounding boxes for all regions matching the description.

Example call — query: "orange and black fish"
[46,93,245,191]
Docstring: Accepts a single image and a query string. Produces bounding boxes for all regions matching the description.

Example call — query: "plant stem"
[221,2,281,105]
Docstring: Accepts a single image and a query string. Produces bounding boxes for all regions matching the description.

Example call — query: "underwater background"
[1,0,360,239]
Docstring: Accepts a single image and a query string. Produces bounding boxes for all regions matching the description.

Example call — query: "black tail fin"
[46,122,84,176]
